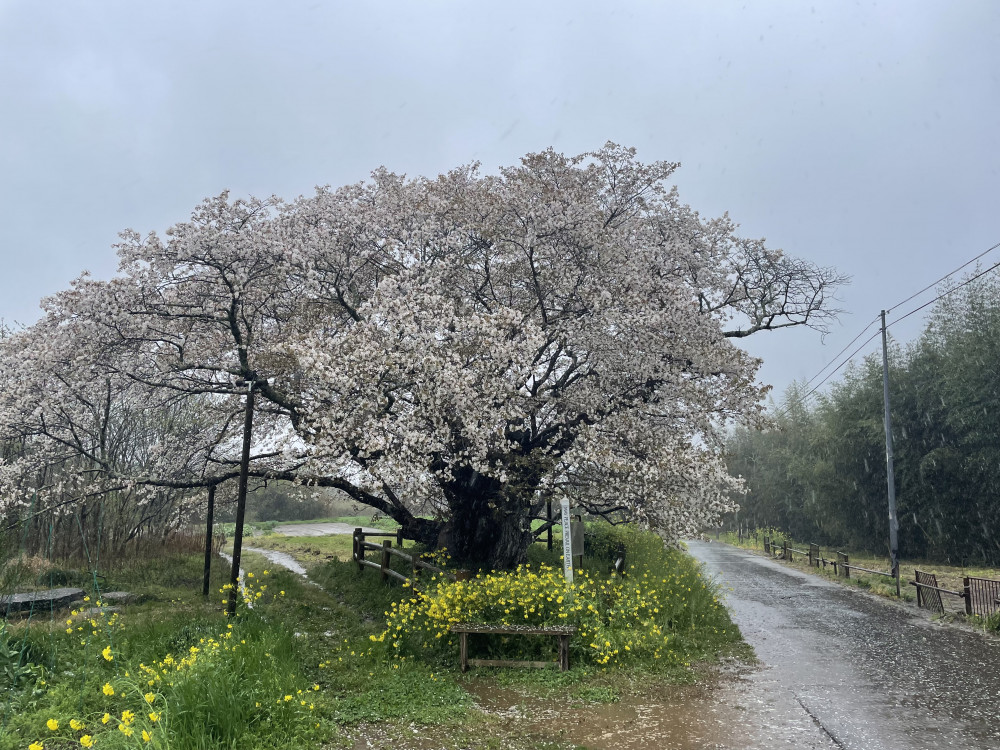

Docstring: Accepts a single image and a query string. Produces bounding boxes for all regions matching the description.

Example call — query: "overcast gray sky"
[2,0,997,403]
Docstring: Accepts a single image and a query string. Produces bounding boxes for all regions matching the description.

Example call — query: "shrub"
[373,526,739,670]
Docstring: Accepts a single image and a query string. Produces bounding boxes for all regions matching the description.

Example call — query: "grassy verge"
[275,516,400,531]
[3,525,747,749]
[247,533,356,562]
[717,530,1000,631]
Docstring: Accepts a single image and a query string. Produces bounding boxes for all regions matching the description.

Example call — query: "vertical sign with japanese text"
[560,498,573,583]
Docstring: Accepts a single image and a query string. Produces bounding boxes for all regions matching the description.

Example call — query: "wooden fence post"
[809,543,818,567]
[396,528,404,547]
[763,535,770,554]
[964,577,972,615]
[381,540,391,582]
[783,540,790,562]
[355,528,364,571]
[837,552,849,578]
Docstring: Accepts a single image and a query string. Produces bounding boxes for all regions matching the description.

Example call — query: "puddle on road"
[460,662,838,750]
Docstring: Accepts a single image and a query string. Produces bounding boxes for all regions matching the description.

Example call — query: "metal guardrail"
[963,576,1000,617]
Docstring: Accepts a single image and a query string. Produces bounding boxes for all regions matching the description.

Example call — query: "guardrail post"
[355,528,364,571]
[808,543,818,567]
[763,535,770,554]
[783,540,790,562]
[964,577,972,615]
[381,540,391,582]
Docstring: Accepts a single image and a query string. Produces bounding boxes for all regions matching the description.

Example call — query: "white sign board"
[560,498,573,583]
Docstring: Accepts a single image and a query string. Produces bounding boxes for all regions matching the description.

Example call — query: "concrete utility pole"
[880,310,901,596]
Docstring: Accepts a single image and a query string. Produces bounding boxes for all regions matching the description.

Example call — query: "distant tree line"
[725,271,1000,566]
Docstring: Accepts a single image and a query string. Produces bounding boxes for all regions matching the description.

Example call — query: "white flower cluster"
[0,144,841,559]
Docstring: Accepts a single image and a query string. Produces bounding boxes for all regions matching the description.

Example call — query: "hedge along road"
[687,540,1000,750]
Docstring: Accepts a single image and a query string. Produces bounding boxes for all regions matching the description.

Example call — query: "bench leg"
[460,631,468,672]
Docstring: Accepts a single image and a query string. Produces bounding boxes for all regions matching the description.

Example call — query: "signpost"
[560,498,573,583]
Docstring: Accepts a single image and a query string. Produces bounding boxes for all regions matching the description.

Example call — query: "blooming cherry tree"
[0,144,844,569]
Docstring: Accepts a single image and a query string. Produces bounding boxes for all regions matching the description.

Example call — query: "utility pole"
[880,310,901,596]
[202,484,216,598]
[227,378,256,618]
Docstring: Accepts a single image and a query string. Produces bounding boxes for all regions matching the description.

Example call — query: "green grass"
[276,515,400,530]
[246,533,355,561]
[3,525,747,749]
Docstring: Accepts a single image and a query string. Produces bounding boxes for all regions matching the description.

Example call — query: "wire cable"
[887,257,1000,329]
[886,239,1000,315]
[802,315,881,389]
[769,238,1000,418]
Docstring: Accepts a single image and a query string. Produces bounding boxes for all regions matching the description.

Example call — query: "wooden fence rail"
[352,528,458,587]
[750,533,1000,614]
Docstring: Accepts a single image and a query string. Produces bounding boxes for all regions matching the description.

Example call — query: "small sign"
[560,498,573,583]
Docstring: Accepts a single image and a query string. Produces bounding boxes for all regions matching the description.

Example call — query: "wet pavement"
[243,546,309,576]
[687,540,1000,749]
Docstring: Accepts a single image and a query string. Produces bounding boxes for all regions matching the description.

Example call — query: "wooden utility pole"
[546,499,553,551]
[202,484,216,598]
[227,379,256,618]
[880,310,901,596]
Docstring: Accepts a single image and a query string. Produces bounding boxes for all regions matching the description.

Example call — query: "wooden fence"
[762,536,901,595]
[757,535,1000,615]
[352,528,458,587]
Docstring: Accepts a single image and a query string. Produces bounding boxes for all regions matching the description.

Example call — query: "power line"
[886,239,1000,315]
[887,257,1000,329]
[802,315,880,390]
[769,238,1000,420]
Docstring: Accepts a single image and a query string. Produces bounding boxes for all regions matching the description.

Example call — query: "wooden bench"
[449,623,577,672]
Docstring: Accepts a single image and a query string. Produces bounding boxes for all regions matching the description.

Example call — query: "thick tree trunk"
[442,473,534,569]
[398,515,441,547]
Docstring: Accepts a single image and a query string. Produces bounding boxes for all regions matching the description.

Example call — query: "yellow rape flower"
[144,692,156,704]
[101,713,111,724]
[70,719,84,730]
[101,645,114,661]
[142,730,152,742]
[80,736,94,748]
[29,743,44,750]
[102,682,114,696]
[46,719,59,731]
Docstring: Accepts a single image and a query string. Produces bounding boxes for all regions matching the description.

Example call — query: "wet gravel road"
[688,540,1000,750]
